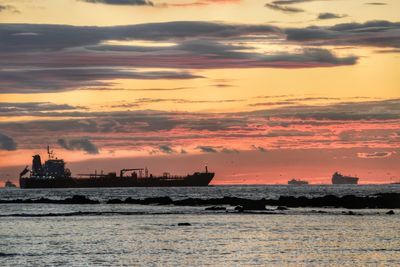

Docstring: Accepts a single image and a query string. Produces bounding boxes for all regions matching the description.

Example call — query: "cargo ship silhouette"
[332,172,359,184]
[19,147,215,188]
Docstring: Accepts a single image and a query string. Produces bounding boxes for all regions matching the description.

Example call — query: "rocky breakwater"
[105,193,400,210]
[1,193,399,210]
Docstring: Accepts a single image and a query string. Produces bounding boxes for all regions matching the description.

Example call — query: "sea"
[1,185,399,266]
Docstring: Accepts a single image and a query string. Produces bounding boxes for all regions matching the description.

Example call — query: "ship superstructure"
[23,146,71,180]
[19,147,214,188]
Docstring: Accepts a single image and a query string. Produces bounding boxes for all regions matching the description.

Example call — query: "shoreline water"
[1,210,399,266]
[1,185,399,266]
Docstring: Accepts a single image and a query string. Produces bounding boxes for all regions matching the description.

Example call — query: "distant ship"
[4,180,17,188]
[390,178,400,184]
[288,179,309,185]
[332,172,359,185]
[19,147,215,189]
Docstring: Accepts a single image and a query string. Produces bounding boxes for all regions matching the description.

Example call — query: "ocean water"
[1,184,400,201]
[1,185,399,266]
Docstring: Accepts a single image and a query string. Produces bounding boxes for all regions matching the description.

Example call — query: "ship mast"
[47,145,54,160]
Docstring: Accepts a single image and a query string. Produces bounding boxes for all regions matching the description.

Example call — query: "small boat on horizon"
[4,180,17,188]
[288,179,309,185]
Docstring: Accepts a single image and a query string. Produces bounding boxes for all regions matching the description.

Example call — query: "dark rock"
[107,198,124,204]
[241,199,266,210]
[311,195,339,207]
[279,196,310,207]
[174,198,202,206]
[375,193,400,209]
[205,206,226,211]
[310,210,327,213]
[142,196,173,205]
[340,195,367,209]
[234,205,244,212]
[386,210,395,215]
[2,193,400,210]
[124,197,141,204]
[177,223,191,226]
[276,206,288,210]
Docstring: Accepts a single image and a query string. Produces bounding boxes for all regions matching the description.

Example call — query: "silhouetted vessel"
[332,172,359,185]
[288,179,309,185]
[390,178,400,184]
[19,147,214,188]
[4,180,17,188]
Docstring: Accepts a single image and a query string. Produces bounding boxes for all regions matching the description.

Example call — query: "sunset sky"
[0,0,399,185]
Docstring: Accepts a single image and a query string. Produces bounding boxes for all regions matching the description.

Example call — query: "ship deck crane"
[120,168,146,178]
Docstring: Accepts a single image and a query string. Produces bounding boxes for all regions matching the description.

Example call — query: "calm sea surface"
[1,185,399,266]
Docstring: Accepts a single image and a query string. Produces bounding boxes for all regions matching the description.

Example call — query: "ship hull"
[19,173,214,189]
[332,177,358,185]
[288,180,308,185]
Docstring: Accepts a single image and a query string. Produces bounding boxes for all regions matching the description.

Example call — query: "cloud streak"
[1,20,398,93]
[0,133,17,151]
[357,151,394,158]
[0,68,202,94]
[80,0,154,5]
[286,20,400,48]
[365,2,387,5]
[0,102,81,115]
[158,145,176,154]
[265,0,323,13]
[0,22,280,52]
[317,13,347,20]
[0,98,398,153]
[265,3,304,13]
[58,138,99,154]
[197,146,219,153]
[0,4,19,13]
[166,0,241,7]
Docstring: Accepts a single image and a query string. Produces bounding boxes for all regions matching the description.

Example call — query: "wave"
[0,211,177,217]
[0,253,19,257]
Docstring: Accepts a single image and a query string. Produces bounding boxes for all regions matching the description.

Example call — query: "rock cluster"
[0,195,99,204]
[1,193,399,209]
[105,193,400,209]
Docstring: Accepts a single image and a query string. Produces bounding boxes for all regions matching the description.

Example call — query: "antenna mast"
[47,145,54,160]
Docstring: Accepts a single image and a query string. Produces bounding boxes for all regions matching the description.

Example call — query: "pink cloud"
[357,151,395,159]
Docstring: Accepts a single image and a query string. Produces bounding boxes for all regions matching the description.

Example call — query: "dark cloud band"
[317,13,347,20]
[1,20,398,93]
[81,0,154,5]
[0,133,17,151]
[58,138,99,154]
[286,20,400,48]
[1,99,398,149]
